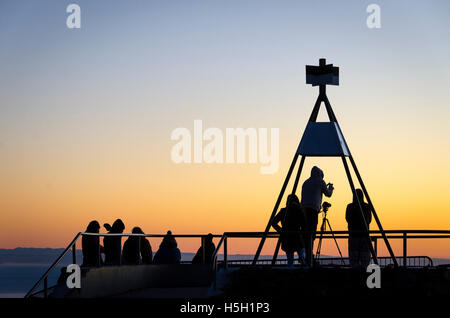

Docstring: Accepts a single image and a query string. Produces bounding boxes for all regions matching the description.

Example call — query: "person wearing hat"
[153,230,181,264]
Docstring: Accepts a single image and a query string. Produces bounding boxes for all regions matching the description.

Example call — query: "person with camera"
[300,166,334,266]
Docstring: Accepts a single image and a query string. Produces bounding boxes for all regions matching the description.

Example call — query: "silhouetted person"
[136,227,153,264]
[82,220,103,267]
[103,219,125,265]
[301,166,334,266]
[153,231,181,264]
[272,194,306,267]
[122,227,153,265]
[122,227,141,265]
[51,267,71,298]
[57,267,70,285]
[192,233,215,265]
[346,189,372,269]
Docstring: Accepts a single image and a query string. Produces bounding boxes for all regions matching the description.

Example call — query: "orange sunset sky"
[1,1,449,258]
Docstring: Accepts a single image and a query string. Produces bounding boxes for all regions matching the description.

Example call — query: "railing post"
[138,235,141,264]
[44,277,48,298]
[307,231,313,266]
[373,237,378,257]
[202,236,206,264]
[403,232,407,267]
[119,235,122,266]
[72,243,77,264]
[224,236,228,270]
[97,236,101,267]
[271,239,281,266]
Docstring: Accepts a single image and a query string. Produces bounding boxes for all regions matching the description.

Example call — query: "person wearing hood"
[271,194,306,267]
[137,227,153,265]
[301,166,334,265]
[82,220,104,267]
[103,219,125,265]
[192,233,216,265]
[346,189,372,269]
[153,231,181,264]
[122,227,153,265]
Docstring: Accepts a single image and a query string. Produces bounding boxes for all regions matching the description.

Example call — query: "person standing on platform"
[346,189,372,269]
[272,194,306,267]
[300,166,334,266]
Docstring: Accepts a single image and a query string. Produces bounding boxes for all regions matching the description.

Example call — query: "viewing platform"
[25,231,450,298]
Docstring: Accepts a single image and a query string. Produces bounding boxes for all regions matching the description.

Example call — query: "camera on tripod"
[322,201,332,213]
[316,200,344,264]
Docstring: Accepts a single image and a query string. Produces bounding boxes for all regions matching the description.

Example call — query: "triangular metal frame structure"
[252,58,398,266]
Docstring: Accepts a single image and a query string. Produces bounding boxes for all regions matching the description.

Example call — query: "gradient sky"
[0,1,449,257]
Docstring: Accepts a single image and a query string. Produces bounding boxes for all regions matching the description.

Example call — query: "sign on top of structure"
[306,59,339,86]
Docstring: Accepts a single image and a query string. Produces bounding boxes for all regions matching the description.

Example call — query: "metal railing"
[24,232,221,298]
[211,230,450,283]
[25,230,450,298]
[220,256,433,267]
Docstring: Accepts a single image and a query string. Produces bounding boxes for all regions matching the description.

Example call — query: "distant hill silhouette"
[1,248,448,266]
[0,248,281,265]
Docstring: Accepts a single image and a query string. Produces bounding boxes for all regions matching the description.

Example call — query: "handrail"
[79,232,223,237]
[24,232,220,298]
[24,232,82,298]
[25,230,450,298]
[212,235,226,273]
[211,230,450,282]
[220,230,450,235]
[221,256,434,267]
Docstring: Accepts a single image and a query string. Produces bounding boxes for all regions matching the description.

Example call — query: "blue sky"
[0,1,450,250]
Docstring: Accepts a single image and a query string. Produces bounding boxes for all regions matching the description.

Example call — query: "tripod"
[315,204,345,265]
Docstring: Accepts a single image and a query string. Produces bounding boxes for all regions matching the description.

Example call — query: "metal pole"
[271,239,281,265]
[291,155,306,195]
[323,94,337,122]
[24,232,82,298]
[252,153,299,265]
[373,237,378,257]
[315,215,326,259]
[72,243,76,264]
[403,232,407,267]
[202,236,206,264]
[342,156,379,265]
[308,90,324,122]
[325,218,345,264]
[138,235,141,264]
[119,236,122,266]
[224,236,228,269]
[348,156,398,267]
[97,236,101,267]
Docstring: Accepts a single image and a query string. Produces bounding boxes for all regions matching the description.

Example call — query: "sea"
[0,263,65,298]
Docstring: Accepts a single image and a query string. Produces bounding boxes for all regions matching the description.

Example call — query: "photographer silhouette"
[300,166,334,266]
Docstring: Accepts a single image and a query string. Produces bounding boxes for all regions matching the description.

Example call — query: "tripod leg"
[316,236,322,259]
[326,219,345,264]
[253,153,299,265]
[315,217,325,259]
